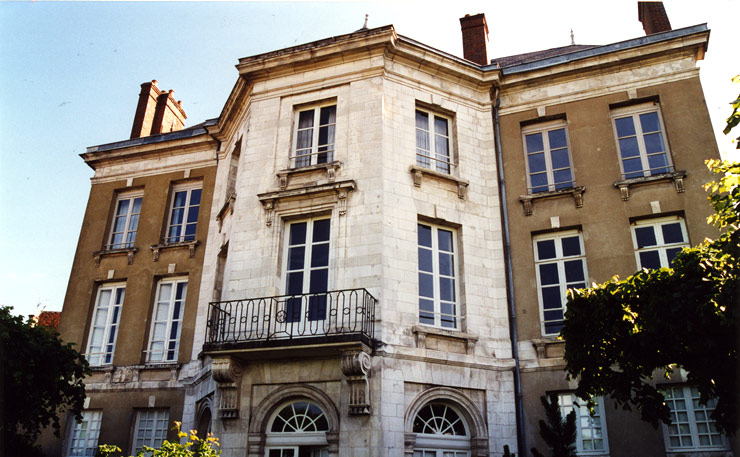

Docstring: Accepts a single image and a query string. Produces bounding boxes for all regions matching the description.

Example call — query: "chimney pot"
[638,2,672,35]
[459,13,489,66]
[130,80,187,139]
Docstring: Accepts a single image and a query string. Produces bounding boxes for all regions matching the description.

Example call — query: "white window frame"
[291,103,337,168]
[85,283,125,366]
[611,102,673,179]
[661,385,730,452]
[146,277,187,363]
[132,409,170,455]
[558,393,609,455]
[417,223,461,330]
[415,107,454,174]
[107,191,143,250]
[165,182,202,244]
[265,400,330,456]
[413,402,471,457]
[533,231,589,337]
[521,120,575,193]
[65,410,103,457]
[631,216,689,270]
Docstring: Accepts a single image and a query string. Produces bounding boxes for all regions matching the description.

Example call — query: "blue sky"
[1,1,737,318]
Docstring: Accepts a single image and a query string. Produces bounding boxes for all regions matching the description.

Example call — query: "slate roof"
[491,44,598,68]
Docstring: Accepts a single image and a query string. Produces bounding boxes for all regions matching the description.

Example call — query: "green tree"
[724,75,740,149]
[97,422,221,457]
[561,159,739,435]
[530,394,577,457]
[0,306,90,455]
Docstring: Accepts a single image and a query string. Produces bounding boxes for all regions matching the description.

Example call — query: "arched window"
[412,402,471,457]
[265,400,330,457]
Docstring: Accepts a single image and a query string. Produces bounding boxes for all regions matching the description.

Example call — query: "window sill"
[92,247,138,267]
[150,240,200,261]
[409,165,469,199]
[531,338,565,359]
[519,186,585,216]
[277,161,342,190]
[614,170,686,201]
[412,325,478,354]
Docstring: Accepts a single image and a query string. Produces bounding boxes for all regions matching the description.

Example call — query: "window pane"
[635,226,657,248]
[550,148,570,169]
[553,169,573,188]
[418,248,433,273]
[528,152,547,173]
[539,263,559,285]
[541,286,562,309]
[667,247,683,264]
[644,133,666,154]
[312,219,330,242]
[647,152,669,172]
[289,222,307,245]
[530,173,549,193]
[564,259,585,282]
[298,110,314,128]
[619,137,641,158]
[437,229,453,252]
[661,223,684,244]
[320,105,336,124]
[418,224,432,247]
[311,244,329,268]
[439,277,454,301]
[288,246,305,270]
[548,128,567,149]
[639,111,660,133]
[419,273,434,298]
[438,252,453,277]
[639,251,661,269]
[525,133,544,153]
[415,110,429,130]
[537,239,557,260]
[615,116,636,137]
[561,236,581,256]
[309,269,328,294]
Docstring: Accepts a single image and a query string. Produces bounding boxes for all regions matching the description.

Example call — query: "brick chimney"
[459,13,489,66]
[638,2,672,35]
[130,80,187,139]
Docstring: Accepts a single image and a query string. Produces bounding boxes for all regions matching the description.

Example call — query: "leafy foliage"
[97,422,221,457]
[723,75,740,149]
[0,306,89,454]
[562,160,739,435]
[530,394,577,457]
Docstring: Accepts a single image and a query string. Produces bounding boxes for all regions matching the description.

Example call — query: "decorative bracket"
[409,165,469,200]
[212,357,243,420]
[92,247,138,267]
[613,170,687,201]
[340,350,372,415]
[519,186,585,216]
[150,241,199,262]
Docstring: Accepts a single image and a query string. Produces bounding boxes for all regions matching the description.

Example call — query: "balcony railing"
[205,288,376,350]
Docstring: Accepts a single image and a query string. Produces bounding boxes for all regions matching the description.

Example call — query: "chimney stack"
[130,80,187,139]
[638,2,672,35]
[459,13,489,66]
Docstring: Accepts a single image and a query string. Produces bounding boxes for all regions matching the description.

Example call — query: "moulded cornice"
[81,134,218,170]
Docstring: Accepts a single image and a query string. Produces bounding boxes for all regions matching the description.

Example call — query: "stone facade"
[49,4,735,457]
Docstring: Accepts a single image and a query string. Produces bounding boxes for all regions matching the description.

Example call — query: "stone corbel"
[262,199,276,227]
[325,432,339,455]
[457,182,468,199]
[403,433,417,456]
[337,190,348,216]
[673,175,685,193]
[278,174,289,190]
[614,171,687,201]
[471,437,490,457]
[521,198,534,216]
[151,245,161,262]
[212,357,243,420]
[340,350,372,415]
[412,169,423,187]
[617,183,631,201]
[93,252,102,267]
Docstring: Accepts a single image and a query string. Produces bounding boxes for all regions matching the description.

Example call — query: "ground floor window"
[265,400,330,457]
[133,409,169,454]
[66,410,102,457]
[662,386,729,451]
[412,402,471,456]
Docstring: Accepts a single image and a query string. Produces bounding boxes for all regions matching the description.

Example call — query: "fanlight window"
[413,403,467,436]
[271,401,329,433]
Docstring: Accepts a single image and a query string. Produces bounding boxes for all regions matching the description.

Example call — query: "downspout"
[491,83,525,454]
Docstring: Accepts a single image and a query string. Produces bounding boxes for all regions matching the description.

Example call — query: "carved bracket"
[614,171,687,201]
[409,165,469,200]
[212,357,243,420]
[519,186,585,216]
[341,350,372,415]
[92,247,138,267]
[150,241,199,262]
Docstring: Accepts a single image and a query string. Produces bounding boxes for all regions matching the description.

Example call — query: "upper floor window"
[631,216,689,269]
[533,231,588,336]
[522,121,574,193]
[292,104,336,168]
[86,283,125,366]
[284,218,331,323]
[417,223,459,330]
[166,183,201,243]
[416,109,452,174]
[65,410,103,457]
[132,409,169,454]
[662,386,729,452]
[147,278,187,362]
[611,103,672,179]
[107,192,143,249]
[558,393,608,455]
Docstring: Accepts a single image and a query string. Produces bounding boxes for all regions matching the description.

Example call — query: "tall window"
[417,223,459,329]
[147,278,187,362]
[631,216,689,269]
[662,386,729,451]
[416,109,452,174]
[558,394,608,454]
[284,218,331,322]
[266,400,330,457]
[611,103,672,179]
[107,192,143,249]
[133,409,169,454]
[292,104,336,168]
[86,283,125,366]
[166,184,201,243]
[533,231,588,336]
[412,402,470,456]
[522,121,574,193]
[66,410,103,457]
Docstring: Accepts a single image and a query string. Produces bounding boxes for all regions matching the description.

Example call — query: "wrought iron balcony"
[204,288,376,352]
